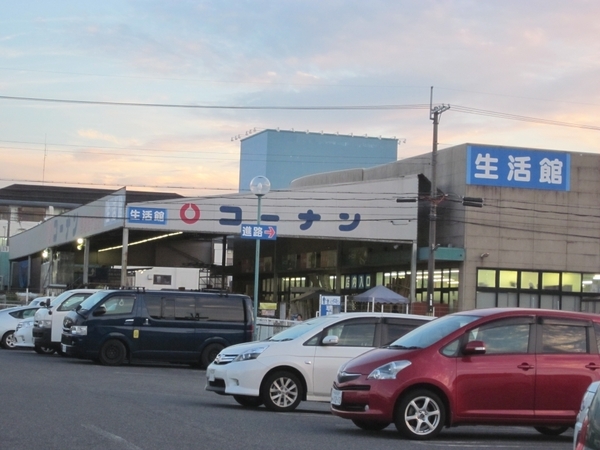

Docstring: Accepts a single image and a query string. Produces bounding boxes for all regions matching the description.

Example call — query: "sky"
[1,0,599,197]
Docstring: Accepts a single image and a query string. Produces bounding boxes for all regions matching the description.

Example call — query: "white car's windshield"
[49,290,82,308]
[266,316,336,342]
[387,314,481,349]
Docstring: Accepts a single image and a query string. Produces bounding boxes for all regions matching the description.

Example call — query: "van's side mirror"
[463,340,486,355]
[93,305,107,316]
[322,335,339,346]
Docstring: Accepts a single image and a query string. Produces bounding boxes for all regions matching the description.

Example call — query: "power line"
[451,105,600,131]
[0,95,430,111]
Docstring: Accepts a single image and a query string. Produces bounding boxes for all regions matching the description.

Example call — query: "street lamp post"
[250,176,271,340]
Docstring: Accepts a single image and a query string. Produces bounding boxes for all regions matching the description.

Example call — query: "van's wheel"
[261,371,302,412]
[534,425,569,436]
[352,419,390,431]
[394,389,445,440]
[34,345,56,355]
[98,339,127,366]
[233,395,263,408]
[1,331,17,349]
[200,343,224,369]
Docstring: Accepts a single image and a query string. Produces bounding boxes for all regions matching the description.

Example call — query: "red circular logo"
[179,203,201,224]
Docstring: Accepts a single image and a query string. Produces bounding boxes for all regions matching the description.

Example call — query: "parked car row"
[206,307,600,442]
[205,312,434,411]
[9,287,255,369]
[7,289,600,443]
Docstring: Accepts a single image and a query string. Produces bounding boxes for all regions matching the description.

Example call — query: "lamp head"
[249,176,271,197]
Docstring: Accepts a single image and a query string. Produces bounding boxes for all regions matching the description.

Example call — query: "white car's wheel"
[1,331,17,349]
[261,371,303,412]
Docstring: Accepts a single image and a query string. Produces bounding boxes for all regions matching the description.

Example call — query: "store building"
[6,142,600,317]
[0,185,182,293]
[261,143,600,314]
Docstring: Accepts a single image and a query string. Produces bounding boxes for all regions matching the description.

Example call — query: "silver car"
[0,305,40,349]
[574,381,600,449]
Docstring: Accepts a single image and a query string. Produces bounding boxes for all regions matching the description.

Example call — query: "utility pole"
[427,87,450,314]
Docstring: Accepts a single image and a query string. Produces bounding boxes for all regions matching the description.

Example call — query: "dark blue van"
[60,289,254,367]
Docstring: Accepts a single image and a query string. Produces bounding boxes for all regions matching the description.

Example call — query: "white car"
[0,305,41,349]
[14,317,56,354]
[205,312,433,412]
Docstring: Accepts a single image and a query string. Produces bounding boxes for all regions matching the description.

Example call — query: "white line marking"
[81,424,143,450]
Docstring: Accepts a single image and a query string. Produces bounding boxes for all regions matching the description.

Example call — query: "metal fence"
[256,318,299,340]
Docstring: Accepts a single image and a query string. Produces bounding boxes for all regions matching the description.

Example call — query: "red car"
[331,308,600,440]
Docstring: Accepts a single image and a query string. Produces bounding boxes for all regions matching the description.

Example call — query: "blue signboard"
[466,145,570,191]
[240,224,278,240]
[127,206,168,225]
[320,295,341,316]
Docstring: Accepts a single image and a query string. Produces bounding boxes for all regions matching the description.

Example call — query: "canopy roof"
[352,285,408,304]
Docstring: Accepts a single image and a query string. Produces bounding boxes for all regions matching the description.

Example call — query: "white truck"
[128,267,201,290]
[32,289,101,354]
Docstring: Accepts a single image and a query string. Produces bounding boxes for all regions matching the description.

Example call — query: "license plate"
[61,344,67,353]
[331,388,342,406]
[207,369,215,382]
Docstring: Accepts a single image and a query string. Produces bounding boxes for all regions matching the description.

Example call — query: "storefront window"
[520,271,538,290]
[476,292,496,308]
[499,270,518,289]
[542,272,560,290]
[583,274,600,293]
[449,269,459,288]
[519,293,537,308]
[477,269,496,288]
[561,296,579,311]
[562,272,581,293]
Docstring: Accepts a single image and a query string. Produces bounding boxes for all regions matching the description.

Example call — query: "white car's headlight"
[233,345,269,362]
[367,360,411,380]
[39,320,52,328]
[71,326,87,336]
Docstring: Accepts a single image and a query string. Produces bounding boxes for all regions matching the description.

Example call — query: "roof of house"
[0,184,183,208]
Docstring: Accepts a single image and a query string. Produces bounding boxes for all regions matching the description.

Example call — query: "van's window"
[198,297,243,322]
[163,296,195,320]
[145,295,162,319]
[102,296,135,315]
[143,294,244,322]
[57,293,94,312]
[541,322,588,354]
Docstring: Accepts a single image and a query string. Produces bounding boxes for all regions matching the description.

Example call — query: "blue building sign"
[127,206,168,225]
[466,145,570,191]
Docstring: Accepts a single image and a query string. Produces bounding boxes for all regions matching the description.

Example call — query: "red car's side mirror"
[463,340,486,355]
